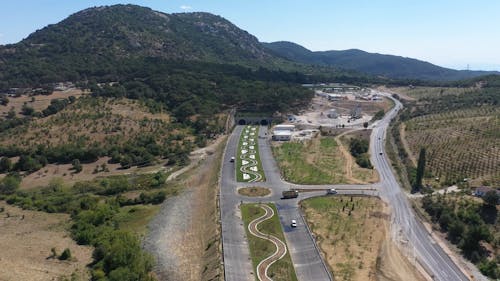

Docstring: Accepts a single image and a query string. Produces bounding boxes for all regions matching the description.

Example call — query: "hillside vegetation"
[0,171,174,280]
[421,193,499,279]
[389,84,499,188]
[0,97,197,172]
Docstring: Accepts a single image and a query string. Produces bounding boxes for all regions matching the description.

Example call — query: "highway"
[220,92,469,281]
[370,93,469,281]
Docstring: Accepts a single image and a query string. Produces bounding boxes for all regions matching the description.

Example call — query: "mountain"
[263,41,499,81]
[0,4,300,89]
[19,5,275,64]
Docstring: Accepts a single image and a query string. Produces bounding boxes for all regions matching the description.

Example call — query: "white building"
[272,130,292,141]
[274,124,295,131]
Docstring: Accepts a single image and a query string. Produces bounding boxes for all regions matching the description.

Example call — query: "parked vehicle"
[282,190,299,199]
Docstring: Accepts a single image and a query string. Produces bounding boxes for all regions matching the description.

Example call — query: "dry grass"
[0,97,177,149]
[237,186,271,197]
[18,156,176,190]
[0,202,92,281]
[0,89,88,118]
[302,196,425,281]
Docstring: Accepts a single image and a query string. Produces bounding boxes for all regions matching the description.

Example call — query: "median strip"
[241,203,298,281]
[237,125,265,182]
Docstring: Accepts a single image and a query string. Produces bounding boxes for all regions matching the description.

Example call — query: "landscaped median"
[237,125,265,182]
[241,203,297,281]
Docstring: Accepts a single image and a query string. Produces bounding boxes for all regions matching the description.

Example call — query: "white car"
[291,220,297,227]
[230,157,235,162]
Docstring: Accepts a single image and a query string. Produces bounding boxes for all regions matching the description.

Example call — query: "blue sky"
[1,0,499,70]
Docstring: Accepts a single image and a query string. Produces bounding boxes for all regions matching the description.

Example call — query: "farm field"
[240,203,297,281]
[301,196,426,281]
[237,126,265,182]
[385,86,471,100]
[272,134,376,185]
[403,106,500,187]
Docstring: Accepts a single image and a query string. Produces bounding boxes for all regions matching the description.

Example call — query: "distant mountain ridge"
[262,41,498,81]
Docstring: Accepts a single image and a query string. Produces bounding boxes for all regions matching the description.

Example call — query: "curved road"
[247,204,288,281]
[220,91,469,281]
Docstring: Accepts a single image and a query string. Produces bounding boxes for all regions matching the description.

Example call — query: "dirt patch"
[302,196,425,281]
[377,237,426,281]
[238,186,271,197]
[0,202,92,281]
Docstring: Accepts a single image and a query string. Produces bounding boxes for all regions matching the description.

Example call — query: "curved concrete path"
[248,204,288,281]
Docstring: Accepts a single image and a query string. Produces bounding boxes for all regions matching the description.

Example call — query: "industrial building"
[272,124,294,141]
[272,130,292,141]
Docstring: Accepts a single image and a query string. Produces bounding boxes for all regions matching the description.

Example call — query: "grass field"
[236,126,265,182]
[240,203,298,281]
[272,136,346,184]
[301,196,389,281]
[272,134,376,184]
[403,106,500,186]
[388,86,471,100]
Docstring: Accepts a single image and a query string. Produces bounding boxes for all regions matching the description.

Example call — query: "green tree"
[7,107,16,119]
[72,159,82,173]
[0,157,12,172]
[483,190,499,206]
[0,95,8,106]
[59,248,72,260]
[414,147,426,192]
[0,175,21,195]
[21,104,35,116]
[363,122,369,129]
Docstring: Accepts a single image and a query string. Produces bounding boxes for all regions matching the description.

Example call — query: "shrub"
[0,175,21,195]
[59,248,72,260]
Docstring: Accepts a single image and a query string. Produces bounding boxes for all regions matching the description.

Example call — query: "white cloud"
[180,5,192,11]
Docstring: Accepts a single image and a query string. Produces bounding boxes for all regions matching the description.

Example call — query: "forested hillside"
[263,41,498,81]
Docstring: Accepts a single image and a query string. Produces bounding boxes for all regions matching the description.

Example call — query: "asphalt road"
[370,93,469,281]
[220,92,469,281]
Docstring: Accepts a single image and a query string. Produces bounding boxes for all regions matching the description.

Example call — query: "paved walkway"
[247,204,288,281]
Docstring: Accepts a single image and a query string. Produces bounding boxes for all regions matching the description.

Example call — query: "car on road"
[230,156,235,162]
[291,220,297,227]
[379,152,383,155]
[326,188,337,195]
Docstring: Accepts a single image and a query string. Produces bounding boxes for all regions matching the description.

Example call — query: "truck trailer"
[282,190,299,199]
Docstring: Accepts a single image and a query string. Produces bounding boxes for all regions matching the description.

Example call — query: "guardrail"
[219,133,231,281]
